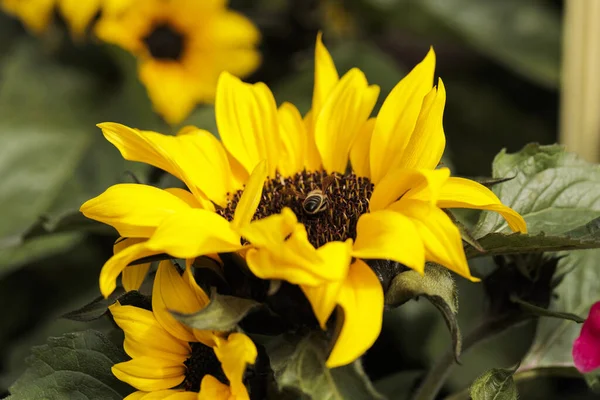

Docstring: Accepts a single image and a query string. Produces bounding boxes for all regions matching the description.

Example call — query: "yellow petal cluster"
[111,260,257,400]
[81,34,526,374]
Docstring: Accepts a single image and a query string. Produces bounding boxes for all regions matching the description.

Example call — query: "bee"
[284,175,337,215]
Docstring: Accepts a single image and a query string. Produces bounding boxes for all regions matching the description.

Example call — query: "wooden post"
[560,0,600,162]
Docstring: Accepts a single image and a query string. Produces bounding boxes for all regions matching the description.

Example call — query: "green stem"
[411,314,530,400]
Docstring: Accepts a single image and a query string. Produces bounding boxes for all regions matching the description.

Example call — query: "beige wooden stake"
[560,0,600,162]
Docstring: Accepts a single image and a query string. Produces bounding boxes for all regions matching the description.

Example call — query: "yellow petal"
[152,260,208,343]
[100,241,161,298]
[370,48,436,184]
[301,279,344,329]
[163,188,205,209]
[278,102,307,177]
[242,210,352,284]
[312,32,340,120]
[145,209,242,258]
[214,333,257,400]
[58,0,102,38]
[303,110,322,171]
[125,390,195,400]
[112,357,185,392]
[138,61,199,126]
[4,0,55,34]
[80,184,191,238]
[216,72,281,177]
[353,211,425,274]
[369,168,450,212]
[326,259,384,368]
[396,79,446,170]
[315,69,380,174]
[114,238,150,292]
[390,200,479,281]
[98,122,234,207]
[431,177,527,233]
[109,303,190,361]
[198,375,232,400]
[350,118,375,178]
[232,160,267,230]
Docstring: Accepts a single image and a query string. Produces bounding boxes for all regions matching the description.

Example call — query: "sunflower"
[94,0,261,125]
[1,0,112,37]
[81,34,526,368]
[111,260,257,399]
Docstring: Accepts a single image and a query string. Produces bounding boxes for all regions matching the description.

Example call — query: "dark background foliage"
[2,0,591,398]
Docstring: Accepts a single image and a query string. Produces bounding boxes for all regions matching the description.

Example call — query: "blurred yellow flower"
[94,0,261,125]
[1,0,56,34]
[81,34,526,368]
[111,260,257,400]
[1,0,112,37]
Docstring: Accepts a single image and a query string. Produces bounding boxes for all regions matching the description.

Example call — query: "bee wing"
[321,174,337,192]
[281,187,305,199]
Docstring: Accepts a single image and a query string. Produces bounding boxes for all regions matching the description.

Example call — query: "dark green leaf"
[385,263,461,362]
[171,288,261,331]
[373,370,422,400]
[465,231,600,259]
[418,0,560,87]
[521,249,600,370]
[7,330,131,399]
[265,334,385,400]
[510,295,585,323]
[469,364,519,400]
[62,290,151,322]
[584,370,600,394]
[474,144,600,237]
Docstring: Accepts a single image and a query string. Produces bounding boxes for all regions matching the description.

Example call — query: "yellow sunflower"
[94,0,261,125]
[1,0,115,37]
[81,34,526,368]
[111,260,257,399]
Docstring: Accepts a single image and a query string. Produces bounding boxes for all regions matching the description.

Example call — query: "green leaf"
[7,330,131,399]
[469,364,519,400]
[510,295,585,323]
[62,290,151,322]
[465,231,600,259]
[0,38,151,276]
[373,370,422,400]
[584,370,600,394]
[474,144,600,237]
[385,263,461,362]
[418,0,560,88]
[521,249,600,370]
[265,334,385,400]
[171,288,261,331]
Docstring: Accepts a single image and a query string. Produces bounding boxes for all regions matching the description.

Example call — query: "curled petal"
[431,177,527,233]
[213,333,257,400]
[115,238,151,292]
[326,259,384,368]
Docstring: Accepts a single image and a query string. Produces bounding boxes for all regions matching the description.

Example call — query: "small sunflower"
[1,0,112,37]
[111,260,257,399]
[81,34,526,368]
[94,0,261,125]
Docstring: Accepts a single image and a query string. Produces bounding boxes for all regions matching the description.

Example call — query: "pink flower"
[573,301,600,373]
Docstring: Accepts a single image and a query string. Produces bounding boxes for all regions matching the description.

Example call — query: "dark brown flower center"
[143,23,185,61]
[183,342,228,392]
[218,170,374,248]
